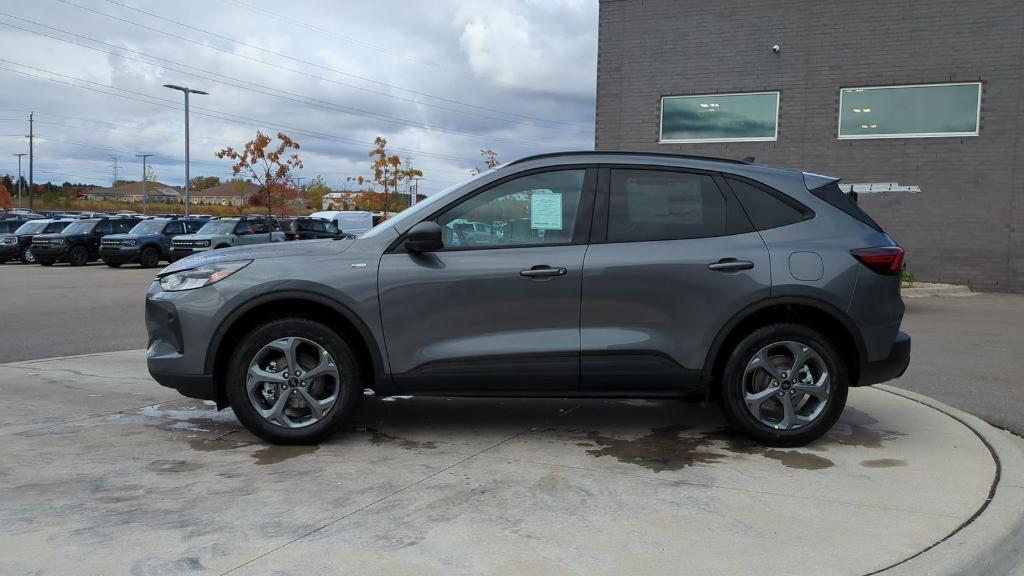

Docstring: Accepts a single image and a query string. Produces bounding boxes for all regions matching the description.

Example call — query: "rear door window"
[94,221,113,235]
[164,221,185,235]
[726,178,810,230]
[607,169,727,242]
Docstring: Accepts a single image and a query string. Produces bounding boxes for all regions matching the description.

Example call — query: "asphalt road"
[2,260,1022,435]
[0,261,153,363]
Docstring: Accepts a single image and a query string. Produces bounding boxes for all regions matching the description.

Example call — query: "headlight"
[197,240,211,247]
[54,238,65,245]
[159,260,251,292]
[126,239,137,246]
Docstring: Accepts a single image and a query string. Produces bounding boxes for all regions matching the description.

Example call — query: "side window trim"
[387,166,599,253]
[721,174,815,228]
[591,164,751,244]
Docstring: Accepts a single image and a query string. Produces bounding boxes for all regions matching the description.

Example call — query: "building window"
[660,92,779,143]
[838,82,981,139]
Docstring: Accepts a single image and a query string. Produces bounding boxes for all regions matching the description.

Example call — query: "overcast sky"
[0,0,597,194]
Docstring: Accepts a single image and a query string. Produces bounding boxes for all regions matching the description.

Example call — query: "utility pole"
[12,153,26,209]
[293,176,304,216]
[163,84,209,217]
[136,154,154,214]
[27,112,34,212]
[110,155,120,188]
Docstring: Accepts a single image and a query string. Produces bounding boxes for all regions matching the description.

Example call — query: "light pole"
[163,84,208,216]
[12,153,26,209]
[136,154,154,215]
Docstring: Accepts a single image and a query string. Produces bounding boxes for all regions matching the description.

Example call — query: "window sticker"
[529,190,563,230]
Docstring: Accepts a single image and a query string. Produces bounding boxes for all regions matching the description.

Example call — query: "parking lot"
[2,262,1024,575]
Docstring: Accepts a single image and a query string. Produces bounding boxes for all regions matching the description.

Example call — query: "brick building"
[595,0,1024,291]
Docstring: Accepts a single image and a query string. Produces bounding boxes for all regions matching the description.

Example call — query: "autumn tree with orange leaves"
[368,136,422,218]
[216,131,303,240]
[0,183,11,211]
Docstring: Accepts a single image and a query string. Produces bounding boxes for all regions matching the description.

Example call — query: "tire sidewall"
[68,246,88,267]
[226,318,361,444]
[20,246,36,264]
[139,247,160,268]
[720,323,848,447]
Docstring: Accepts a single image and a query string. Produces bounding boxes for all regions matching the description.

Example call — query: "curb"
[874,385,1024,576]
[901,284,976,298]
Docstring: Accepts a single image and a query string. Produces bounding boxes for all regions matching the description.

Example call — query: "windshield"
[361,172,486,238]
[197,220,238,235]
[61,221,97,235]
[130,220,168,235]
[14,221,48,235]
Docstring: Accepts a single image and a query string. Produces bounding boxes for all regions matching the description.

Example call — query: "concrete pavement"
[2,350,1021,576]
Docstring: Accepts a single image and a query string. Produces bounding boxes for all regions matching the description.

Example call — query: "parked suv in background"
[32,215,142,266]
[280,216,348,240]
[0,215,43,234]
[100,217,205,268]
[169,216,284,261]
[146,152,910,447]
[0,219,74,264]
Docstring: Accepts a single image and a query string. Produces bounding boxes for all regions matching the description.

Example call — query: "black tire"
[719,323,848,447]
[139,247,160,269]
[38,259,54,266]
[68,245,89,267]
[19,246,36,264]
[104,260,122,268]
[226,317,362,445]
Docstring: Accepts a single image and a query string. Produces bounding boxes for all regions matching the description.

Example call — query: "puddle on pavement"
[860,458,908,468]
[251,445,320,466]
[581,426,836,472]
[583,425,728,472]
[363,427,438,450]
[828,407,905,448]
[147,459,203,473]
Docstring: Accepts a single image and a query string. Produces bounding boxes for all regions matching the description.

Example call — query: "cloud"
[0,0,597,194]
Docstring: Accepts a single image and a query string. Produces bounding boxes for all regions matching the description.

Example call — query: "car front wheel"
[226,318,362,444]
[68,246,89,267]
[719,323,848,447]
[139,247,160,269]
[20,246,36,264]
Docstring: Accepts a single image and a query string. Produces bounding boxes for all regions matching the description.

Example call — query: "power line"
[56,0,591,132]
[0,14,581,146]
[0,58,481,163]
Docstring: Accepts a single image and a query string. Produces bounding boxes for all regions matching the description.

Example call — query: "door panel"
[580,167,770,394]
[379,245,587,392]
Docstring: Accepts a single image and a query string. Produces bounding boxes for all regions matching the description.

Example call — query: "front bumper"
[100,246,142,264]
[31,244,68,261]
[858,331,911,386]
[0,243,19,260]
[145,283,220,402]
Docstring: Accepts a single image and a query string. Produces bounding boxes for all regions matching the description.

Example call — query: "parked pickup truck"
[169,216,284,261]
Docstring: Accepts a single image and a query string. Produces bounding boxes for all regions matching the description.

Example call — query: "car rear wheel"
[226,318,362,444]
[68,246,89,267]
[719,323,848,447]
[139,247,160,268]
[20,246,36,264]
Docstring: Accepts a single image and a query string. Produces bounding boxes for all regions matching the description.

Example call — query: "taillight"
[850,246,904,275]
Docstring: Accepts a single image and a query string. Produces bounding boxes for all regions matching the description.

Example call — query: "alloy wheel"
[246,336,340,429]
[742,340,830,431]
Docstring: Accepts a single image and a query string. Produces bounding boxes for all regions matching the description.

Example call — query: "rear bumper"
[858,331,911,386]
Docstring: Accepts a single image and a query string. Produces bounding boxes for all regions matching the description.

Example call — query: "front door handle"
[520,265,567,278]
[707,258,754,272]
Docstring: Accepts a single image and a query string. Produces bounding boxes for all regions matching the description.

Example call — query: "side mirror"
[405,221,443,253]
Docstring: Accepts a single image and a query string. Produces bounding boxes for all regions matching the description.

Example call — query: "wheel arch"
[206,290,388,409]
[702,296,867,399]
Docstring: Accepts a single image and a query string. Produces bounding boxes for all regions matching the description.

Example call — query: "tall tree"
[0,183,11,211]
[305,175,331,210]
[216,131,302,240]
[367,136,422,218]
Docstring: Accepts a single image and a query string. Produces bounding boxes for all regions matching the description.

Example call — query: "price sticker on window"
[530,190,563,230]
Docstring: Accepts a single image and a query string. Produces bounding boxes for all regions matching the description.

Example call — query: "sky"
[0,0,598,195]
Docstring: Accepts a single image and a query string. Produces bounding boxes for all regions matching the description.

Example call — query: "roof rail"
[507,150,750,167]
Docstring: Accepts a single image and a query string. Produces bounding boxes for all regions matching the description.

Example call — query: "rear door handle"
[520,265,567,278]
[707,258,754,272]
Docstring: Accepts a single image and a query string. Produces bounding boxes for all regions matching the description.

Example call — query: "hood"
[159,237,355,275]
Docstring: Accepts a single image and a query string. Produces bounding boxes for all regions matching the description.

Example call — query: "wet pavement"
[0,350,999,575]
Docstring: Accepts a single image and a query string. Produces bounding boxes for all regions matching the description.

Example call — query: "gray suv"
[145,152,910,447]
